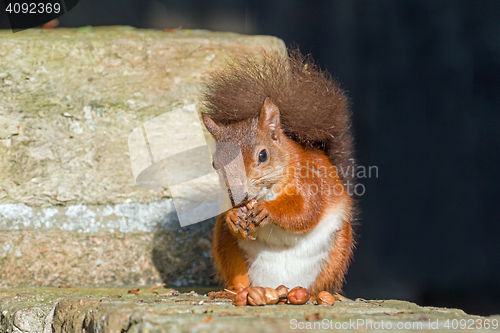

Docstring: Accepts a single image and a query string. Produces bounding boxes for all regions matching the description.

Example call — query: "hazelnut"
[287,286,311,305]
[264,287,279,305]
[316,291,335,306]
[275,285,289,300]
[247,287,266,306]
[233,287,250,306]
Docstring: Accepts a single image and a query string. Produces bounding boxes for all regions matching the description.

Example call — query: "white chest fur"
[237,203,346,289]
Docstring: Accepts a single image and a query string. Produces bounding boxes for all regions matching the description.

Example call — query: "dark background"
[1,0,499,316]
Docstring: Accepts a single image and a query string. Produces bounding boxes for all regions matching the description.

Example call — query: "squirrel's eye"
[258,149,268,163]
[212,160,216,169]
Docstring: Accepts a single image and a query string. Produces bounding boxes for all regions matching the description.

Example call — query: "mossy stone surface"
[1,287,496,333]
[0,26,285,207]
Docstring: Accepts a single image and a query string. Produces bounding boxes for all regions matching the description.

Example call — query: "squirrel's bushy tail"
[202,48,355,187]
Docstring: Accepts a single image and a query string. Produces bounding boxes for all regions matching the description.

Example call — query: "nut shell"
[264,287,279,305]
[247,287,266,306]
[287,286,311,305]
[316,291,335,306]
[275,285,289,300]
[233,287,250,306]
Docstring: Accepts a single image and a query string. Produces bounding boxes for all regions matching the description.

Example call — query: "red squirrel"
[201,49,355,295]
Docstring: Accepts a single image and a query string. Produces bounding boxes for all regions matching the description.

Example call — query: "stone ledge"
[1,287,496,333]
[0,218,216,288]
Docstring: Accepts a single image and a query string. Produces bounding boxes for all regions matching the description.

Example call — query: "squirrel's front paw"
[226,207,255,240]
[245,201,271,235]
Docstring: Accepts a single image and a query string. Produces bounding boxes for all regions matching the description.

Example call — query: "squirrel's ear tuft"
[259,97,281,140]
[201,113,221,139]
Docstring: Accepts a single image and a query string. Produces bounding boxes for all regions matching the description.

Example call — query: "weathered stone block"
[0,287,495,333]
[0,26,286,287]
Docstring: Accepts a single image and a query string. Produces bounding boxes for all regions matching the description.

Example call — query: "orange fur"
[212,213,250,292]
[212,137,354,293]
[260,141,346,233]
[311,208,354,295]
[204,57,356,293]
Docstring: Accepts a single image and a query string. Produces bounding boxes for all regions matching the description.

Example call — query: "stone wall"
[0,26,285,287]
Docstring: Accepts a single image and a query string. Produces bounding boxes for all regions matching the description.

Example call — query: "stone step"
[0,27,285,287]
